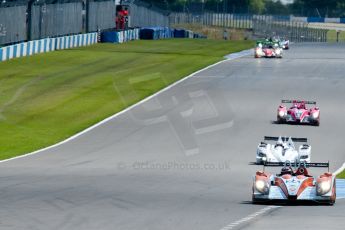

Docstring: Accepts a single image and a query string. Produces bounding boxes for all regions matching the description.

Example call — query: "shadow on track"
[270,120,318,127]
[241,200,333,206]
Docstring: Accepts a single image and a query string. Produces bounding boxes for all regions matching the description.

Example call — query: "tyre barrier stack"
[101,27,206,43]
[139,27,173,40]
[0,32,98,62]
[173,29,206,39]
[139,27,206,40]
[174,29,187,38]
[101,28,140,43]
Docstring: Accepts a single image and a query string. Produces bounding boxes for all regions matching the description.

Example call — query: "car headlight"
[278,110,285,117]
[255,180,269,194]
[312,111,319,119]
[317,181,332,195]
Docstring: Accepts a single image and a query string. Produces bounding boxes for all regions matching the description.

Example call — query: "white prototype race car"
[279,38,290,50]
[256,136,311,164]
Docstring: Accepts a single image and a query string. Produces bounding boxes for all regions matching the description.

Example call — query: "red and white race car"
[252,161,336,205]
[277,100,320,126]
[255,42,282,58]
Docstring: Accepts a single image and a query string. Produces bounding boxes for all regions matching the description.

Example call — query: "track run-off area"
[0,43,345,229]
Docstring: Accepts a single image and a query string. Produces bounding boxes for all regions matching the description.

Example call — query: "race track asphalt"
[0,43,345,230]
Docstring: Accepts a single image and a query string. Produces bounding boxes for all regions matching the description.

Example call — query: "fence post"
[27,0,35,41]
[85,0,90,33]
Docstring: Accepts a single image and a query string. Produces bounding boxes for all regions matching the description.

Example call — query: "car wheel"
[252,196,259,204]
[330,184,336,205]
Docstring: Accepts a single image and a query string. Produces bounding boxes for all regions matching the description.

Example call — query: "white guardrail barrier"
[0,32,98,62]
[308,23,345,31]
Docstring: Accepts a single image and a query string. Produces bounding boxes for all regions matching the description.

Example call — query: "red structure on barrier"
[116,5,130,30]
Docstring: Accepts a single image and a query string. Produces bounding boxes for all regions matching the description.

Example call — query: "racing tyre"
[252,196,259,204]
[252,197,268,204]
[252,193,259,204]
[330,183,336,205]
[276,118,283,124]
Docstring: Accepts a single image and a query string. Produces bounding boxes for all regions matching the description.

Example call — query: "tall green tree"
[336,1,345,17]
[264,0,289,15]
[248,0,266,14]
[290,0,340,17]
[143,0,345,17]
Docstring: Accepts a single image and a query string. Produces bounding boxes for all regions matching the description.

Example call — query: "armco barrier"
[272,15,290,21]
[171,13,345,30]
[0,38,55,61]
[325,18,341,23]
[0,33,97,62]
[307,17,325,23]
[55,33,97,50]
[101,29,140,43]
[290,16,308,22]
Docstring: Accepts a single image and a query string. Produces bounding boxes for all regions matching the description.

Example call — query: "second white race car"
[256,136,311,164]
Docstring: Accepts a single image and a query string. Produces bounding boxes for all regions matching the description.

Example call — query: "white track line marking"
[0,49,252,164]
[224,49,253,60]
[219,206,281,230]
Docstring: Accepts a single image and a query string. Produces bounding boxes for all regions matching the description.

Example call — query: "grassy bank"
[171,23,252,40]
[0,39,254,159]
[337,170,345,179]
[327,30,345,42]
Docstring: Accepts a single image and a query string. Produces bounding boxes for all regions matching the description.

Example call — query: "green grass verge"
[327,30,345,42]
[0,39,253,160]
[337,170,345,179]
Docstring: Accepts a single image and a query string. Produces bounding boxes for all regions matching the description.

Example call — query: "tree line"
[140,0,345,17]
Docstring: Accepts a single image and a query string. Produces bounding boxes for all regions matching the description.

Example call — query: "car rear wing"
[264,136,308,143]
[281,100,316,105]
[264,161,329,168]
